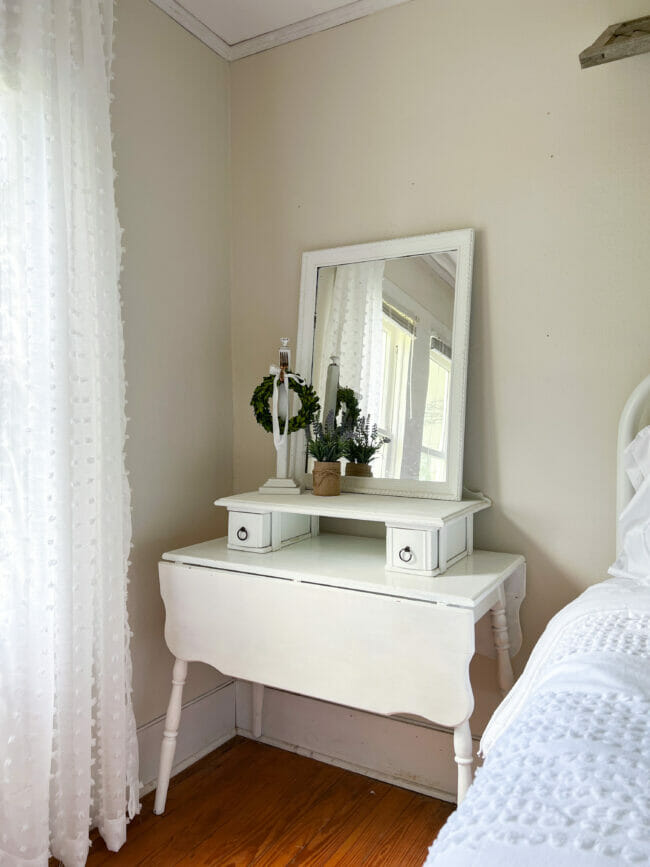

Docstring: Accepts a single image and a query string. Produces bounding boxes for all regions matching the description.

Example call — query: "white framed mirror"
[292,229,474,500]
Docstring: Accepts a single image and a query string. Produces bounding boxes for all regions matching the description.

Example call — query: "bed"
[425,374,650,866]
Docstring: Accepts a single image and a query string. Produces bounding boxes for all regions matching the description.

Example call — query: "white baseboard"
[137,680,236,796]
[136,678,479,804]
[236,682,480,803]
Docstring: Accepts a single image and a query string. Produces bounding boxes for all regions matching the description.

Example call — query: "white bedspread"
[425,577,650,866]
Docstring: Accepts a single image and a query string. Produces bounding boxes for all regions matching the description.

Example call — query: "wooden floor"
[86,737,454,866]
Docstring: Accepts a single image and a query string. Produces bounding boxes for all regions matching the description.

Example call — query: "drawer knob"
[236,527,249,541]
[398,546,413,563]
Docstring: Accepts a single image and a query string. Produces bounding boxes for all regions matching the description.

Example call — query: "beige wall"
[112,0,232,726]
[231,0,650,727]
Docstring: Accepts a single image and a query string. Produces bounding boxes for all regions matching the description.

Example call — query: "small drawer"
[387,527,438,575]
[228,511,272,551]
[386,516,472,576]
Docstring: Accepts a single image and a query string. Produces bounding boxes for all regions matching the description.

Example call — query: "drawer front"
[228,511,271,550]
[387,527,438,573]
[159,561,475,727]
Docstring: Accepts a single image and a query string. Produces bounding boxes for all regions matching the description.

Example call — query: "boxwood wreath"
[251,373,320,434]
[336,386,360,429]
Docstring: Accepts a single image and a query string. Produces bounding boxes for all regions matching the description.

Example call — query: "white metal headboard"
[616,373,650,554]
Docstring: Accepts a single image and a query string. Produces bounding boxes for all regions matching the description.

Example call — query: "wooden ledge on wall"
[580,15,650,69]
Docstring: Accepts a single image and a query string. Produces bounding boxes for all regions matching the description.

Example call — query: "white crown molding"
[149,0,413,61]
[227,0,413,60]
[149,0,234,59]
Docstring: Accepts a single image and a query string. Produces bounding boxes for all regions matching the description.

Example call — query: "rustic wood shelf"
[580,15,650,69]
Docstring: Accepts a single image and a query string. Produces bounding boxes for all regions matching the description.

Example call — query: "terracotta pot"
[312,461,341,496]
[345,462,373,478]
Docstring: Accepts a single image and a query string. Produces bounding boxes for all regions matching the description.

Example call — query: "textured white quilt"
[424,576,650,866]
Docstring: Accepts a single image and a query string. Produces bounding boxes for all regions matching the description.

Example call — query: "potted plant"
[344,416,390,477]
[307,412,351,496]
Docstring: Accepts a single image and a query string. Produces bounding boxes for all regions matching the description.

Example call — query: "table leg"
[154,657,187,815]
[252,682,264,738]
[491,588,514,695]
[454,720,473,804]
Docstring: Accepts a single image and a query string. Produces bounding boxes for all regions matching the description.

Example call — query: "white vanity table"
[154,492,525,815]
[154,229,526,817]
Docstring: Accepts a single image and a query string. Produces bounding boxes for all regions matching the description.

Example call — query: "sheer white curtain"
[0,3,139,865]
[317,261,385,424]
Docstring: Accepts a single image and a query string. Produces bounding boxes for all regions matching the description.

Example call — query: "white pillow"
[625,424,650,492]
[610,430,650,581]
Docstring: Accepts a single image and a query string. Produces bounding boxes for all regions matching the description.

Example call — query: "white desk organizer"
[227,509,314,553]
[216,490,490,577]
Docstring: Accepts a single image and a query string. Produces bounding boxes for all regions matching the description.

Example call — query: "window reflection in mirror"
[312,251,457,483]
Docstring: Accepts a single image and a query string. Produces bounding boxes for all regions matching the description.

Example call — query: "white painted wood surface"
[219,491,489,574]
[155,536,524,810]
[162,535,524,614]
[159,562,477,724]
[216,490,490,527]
[386,514,469,576]
[227,510,272,552]
[453,720,473,804]
[490,586,514,695]
[139,681,235,798]
[153,658,187,815]
[251,682,264,739]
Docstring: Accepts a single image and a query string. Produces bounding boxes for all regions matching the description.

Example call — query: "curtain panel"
[0,2,139,864]
[316,261,386,426]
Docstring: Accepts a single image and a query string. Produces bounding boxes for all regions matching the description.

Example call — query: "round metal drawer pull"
[398,546,413,563]
[236,527,249,541]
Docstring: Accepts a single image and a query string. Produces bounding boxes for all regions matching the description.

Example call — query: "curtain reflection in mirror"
[314,261,385,424]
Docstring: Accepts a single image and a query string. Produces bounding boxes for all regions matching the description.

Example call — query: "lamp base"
[259,477,304,495]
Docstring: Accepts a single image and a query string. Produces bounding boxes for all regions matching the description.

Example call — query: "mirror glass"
[311,251,458,483]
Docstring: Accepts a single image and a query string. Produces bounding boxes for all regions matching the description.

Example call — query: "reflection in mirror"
[312,251,458,484]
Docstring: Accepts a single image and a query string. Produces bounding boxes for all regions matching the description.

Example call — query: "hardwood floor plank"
[290,784,415,866]
[252,769,389,866]
[317,787,421,867]
[358,794,454,865]
[177,753,346,865]
[86,738,254,863]
[139,744,316,866]
[82,737,454,866]
[87,738,273,865]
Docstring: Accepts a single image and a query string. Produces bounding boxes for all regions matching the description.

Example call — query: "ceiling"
[150,0,412,60]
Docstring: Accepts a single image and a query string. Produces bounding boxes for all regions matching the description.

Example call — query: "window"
[419,345,451,482]
[375,306,415,477]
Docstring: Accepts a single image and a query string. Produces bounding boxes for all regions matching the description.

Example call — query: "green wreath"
[336,386,361,429]
[251,373,320,434]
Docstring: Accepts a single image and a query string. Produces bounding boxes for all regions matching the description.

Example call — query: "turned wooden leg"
[491,588,514,696]
[154,657,187,815]
[454,720,473,804]
[252,682,264,739]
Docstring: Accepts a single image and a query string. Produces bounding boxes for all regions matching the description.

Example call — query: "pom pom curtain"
[315,262,385,428]
[0,2,138,864]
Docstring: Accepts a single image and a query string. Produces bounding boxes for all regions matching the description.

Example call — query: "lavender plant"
[307,411,353,463]
[345,416,390,464]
